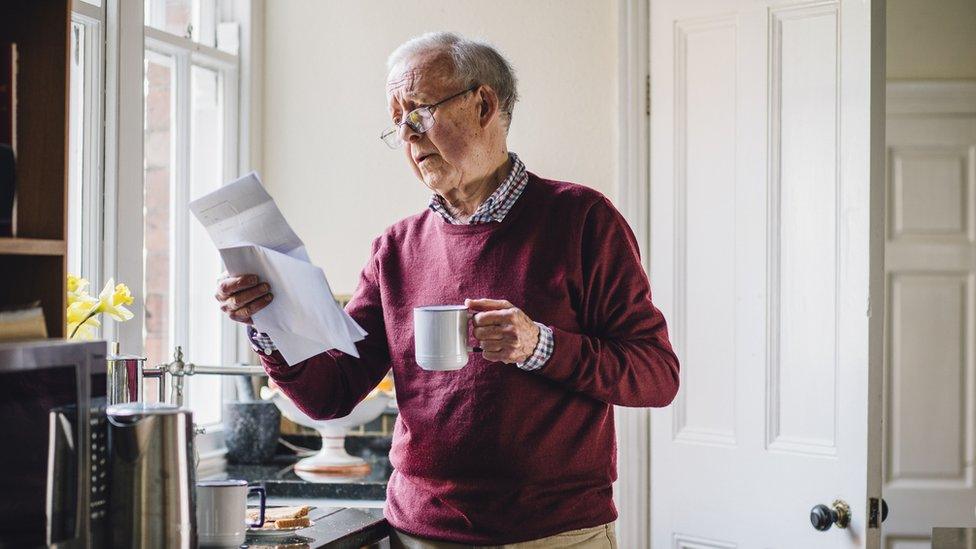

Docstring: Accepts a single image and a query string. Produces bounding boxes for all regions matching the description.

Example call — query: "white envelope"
[190,172,366,365]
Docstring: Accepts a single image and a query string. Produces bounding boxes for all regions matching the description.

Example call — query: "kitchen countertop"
[202,436,392,548]
[241,503,387,549]
[213,453,391,501]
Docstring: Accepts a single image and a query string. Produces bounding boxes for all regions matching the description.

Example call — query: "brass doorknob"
[810,500,851,531]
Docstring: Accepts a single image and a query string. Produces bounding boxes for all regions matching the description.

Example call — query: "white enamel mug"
[413,305,482,371]
[196,479,266,547]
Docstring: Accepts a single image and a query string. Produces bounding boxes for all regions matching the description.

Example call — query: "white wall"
[886,0,976,80]
[262,1,620,293]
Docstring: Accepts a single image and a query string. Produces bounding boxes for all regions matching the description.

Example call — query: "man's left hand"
[465,298,540,364]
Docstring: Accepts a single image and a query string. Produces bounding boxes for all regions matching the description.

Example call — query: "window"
[142,1,241,426]
[66,0,253,462]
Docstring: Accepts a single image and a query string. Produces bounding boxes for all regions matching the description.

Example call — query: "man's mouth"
[415,153,435,163]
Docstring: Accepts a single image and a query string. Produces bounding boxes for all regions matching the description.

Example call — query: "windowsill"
[195,423,228,477]
[198,446,228,477]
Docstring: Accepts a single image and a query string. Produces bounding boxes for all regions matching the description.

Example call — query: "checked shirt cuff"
[248,326,278,356]
[516,322,554,371]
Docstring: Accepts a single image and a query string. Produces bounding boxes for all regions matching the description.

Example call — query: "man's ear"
[477,85,500,128]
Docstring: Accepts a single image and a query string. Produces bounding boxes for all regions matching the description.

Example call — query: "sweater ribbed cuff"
[532,325,581,384]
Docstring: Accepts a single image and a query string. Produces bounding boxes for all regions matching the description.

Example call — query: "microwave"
[0,339,107,548]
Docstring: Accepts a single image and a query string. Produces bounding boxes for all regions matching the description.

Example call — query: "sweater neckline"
[433,173,537,235]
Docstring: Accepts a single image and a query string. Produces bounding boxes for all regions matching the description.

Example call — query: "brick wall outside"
[143,2,190,368]
[144,58,171,369]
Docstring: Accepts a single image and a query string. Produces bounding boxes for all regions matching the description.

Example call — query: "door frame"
[615,0,652,548]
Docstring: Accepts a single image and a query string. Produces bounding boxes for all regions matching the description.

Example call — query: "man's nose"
[399,122,422,143]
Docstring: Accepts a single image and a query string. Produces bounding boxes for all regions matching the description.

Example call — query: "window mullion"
[220,66,240,367]
[172,50,191,379]
[82,17,105,303]
[104,0,144,355]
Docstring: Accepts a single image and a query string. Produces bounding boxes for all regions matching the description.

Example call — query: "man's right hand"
[215,273,273,325]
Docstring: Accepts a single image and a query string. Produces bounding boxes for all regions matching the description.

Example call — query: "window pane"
[67,22,85,278]
[187,65,224,425]
[143,51,174,375]
[145,0,217,48]
[145,0,192,39]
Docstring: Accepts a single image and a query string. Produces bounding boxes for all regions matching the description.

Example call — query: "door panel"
[769,2,841,455]
[650,0,885,546]
[672,15,738,447]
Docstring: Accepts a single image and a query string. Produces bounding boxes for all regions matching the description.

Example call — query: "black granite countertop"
[240,505,387,549]
[201,435,392,547]
[208,435,392,501]
[217,454,391,501]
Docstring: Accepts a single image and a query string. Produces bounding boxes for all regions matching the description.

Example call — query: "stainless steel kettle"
[107,403,196,548]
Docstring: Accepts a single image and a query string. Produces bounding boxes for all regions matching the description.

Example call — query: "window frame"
[142,26,241,429]
[98,0,258,468]
[68,0,106,289]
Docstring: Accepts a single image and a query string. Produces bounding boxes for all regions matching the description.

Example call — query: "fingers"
[472,308,517,327]
[461,300,539,364]
[215,274,262,301]
[221,283,271,311]
[471,309,525,363]
[226,293,273,324]
[473,325,516,341]
[464,298,514,312]
[215,274,273,325]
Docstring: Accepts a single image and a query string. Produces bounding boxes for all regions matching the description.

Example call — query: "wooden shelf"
[0,0,70,338]
[0,237,66,256]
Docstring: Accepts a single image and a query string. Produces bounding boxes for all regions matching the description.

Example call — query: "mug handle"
[246,486,266,528]
[465,308,483,353]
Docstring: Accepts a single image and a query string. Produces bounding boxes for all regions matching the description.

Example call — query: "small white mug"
[413,305,482,371]
[196,479,266,547]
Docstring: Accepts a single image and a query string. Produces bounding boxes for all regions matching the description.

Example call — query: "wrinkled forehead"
[386,52,458,107]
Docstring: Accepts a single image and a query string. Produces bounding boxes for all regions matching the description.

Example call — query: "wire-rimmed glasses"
[380,85,478,149]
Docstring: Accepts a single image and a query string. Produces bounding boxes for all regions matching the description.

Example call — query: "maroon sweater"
[259,174,679,545]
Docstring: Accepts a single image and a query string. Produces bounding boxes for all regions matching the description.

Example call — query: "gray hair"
[387,32,518,131]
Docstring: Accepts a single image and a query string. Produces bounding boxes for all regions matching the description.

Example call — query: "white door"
[649,0,886,547]
[882,82,976,548]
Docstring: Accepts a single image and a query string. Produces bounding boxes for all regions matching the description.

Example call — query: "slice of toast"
[273,517,310,529]
[247,505,311,523]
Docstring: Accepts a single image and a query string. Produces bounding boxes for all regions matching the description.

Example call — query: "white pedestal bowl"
[260,386,391,476]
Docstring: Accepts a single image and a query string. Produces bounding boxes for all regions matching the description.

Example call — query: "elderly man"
[215,32,679,548]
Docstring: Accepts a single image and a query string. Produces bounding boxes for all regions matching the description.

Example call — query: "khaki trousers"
[388,522,617,549]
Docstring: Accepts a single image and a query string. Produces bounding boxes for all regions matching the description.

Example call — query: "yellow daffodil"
[67,274,95,307]
[66,274,134,339]
[67,299,101,340]
[67,323,97,340]
[67,300,97,325]
[67,274,81,293]
[96,278,134,322]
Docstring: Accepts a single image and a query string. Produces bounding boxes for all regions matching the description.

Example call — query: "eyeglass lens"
[381,107,434,148]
